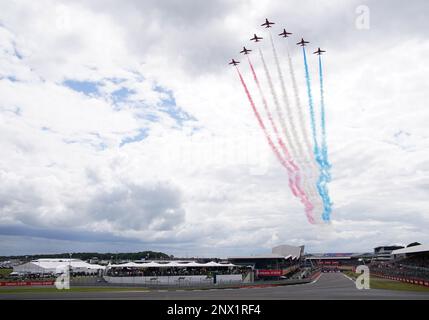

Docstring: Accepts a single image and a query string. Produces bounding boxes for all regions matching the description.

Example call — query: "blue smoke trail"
[302,47,320,161]
[318,55,331,172]
[318,54,333,221]
[303,47,332,221]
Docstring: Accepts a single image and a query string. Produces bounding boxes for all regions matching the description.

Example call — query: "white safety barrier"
[216,274,243,283]
[103,274,243,286]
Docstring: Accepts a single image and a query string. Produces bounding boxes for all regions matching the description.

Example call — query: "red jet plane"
[279,29,293,38]
[261,18,275,28]
[313,48,326,55]
[296,38,310,47]
[250,34,263,42]
[229,59,240,66]
[240,47,252,55]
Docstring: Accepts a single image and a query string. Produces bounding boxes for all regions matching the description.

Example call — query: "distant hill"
[0,251,171,262]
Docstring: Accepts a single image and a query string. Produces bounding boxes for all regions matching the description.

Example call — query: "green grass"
[0,269,13,277]
[343,271,359,280]
[0,286,149,294]
[343,271,429,292]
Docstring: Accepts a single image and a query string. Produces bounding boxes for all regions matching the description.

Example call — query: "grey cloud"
[63,0,429,79]
[79,0,236,24]
[0,224,133,243]
[264,0,429,50]
[72,0,246,73]
[88,182,186,231]
[1,168,187,238]
[0,177,46,227]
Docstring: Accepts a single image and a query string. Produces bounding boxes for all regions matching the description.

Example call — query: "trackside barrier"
[0,281,54,287]
[100,269,322,290]
[310,270,322,281]
[103,274,243,287]
[371,272,429,288]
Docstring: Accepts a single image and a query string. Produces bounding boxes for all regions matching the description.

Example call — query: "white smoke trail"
[286,43,315,167]
[269,33,324,220]
[258,48,295,158]
[236,66,315,223]
[259,47,320,222]
[286,43,325,223]
[269,32,302,162]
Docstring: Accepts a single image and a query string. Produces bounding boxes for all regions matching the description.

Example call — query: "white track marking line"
[342,273,355,282]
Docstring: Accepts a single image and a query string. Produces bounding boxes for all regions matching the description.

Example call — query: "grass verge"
[343,271,429,292]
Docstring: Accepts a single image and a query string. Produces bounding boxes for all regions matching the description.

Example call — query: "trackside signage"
[0,281,54,287]
[256,270,282,276]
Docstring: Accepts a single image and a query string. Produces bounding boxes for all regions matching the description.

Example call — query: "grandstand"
[370,244,429,282]
[373,245,404,261]
[392,244,429,261]
[305,253,365,271]
[228,244,303,280]
[103,261,247,285]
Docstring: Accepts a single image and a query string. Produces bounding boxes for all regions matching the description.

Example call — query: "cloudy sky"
[0,0,428,257]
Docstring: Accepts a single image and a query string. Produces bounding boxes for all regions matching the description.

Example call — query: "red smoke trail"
[246,59,312,206]
[236,67,315,223]
[247,56,297,171]
[255,49,316,222]
[247,56,309,204]
[235,68,294,180]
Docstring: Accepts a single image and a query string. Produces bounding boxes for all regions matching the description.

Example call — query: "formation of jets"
[229,18,325,66]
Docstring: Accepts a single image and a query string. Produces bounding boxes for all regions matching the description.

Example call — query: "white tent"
[13,259,105,275]
[108,261,236,269]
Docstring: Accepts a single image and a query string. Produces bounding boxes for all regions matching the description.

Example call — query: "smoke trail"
[269,32,302,160]
[246,59,310,199]
[235,67,315,223]
[271,34,325,222]
[286,44,316,167]
[302,47,320,160]
[292,44,326,218]
[258,49,295,160]
[318,55,331,172]
[248,56,295,170]
[318,55,332,221]
[247,56,311,200]
[258,48,315,211]
[251,54,314,214]
[302,47,332,221]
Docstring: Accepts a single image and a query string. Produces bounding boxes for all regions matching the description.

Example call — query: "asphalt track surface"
[1,273,429,300]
